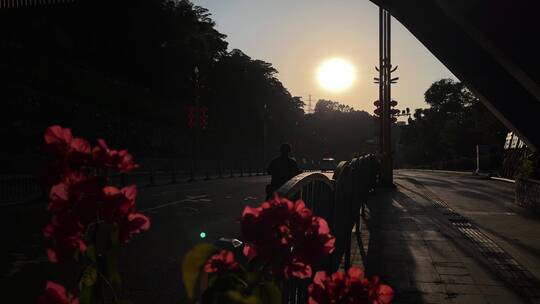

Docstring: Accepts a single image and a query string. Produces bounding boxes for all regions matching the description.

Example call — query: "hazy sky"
[193,0,456,113]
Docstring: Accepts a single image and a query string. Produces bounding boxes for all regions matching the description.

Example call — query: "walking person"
[266,143,300,199]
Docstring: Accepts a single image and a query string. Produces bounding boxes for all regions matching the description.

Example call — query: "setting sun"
[316,58,356,92]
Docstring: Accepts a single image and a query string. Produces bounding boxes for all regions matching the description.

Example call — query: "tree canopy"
[398,79,507,169]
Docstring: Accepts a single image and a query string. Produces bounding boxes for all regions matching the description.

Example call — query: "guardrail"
[0,162,268,205]
[0,175,43,205]
[275,155,379,304]
[276,171,335,303]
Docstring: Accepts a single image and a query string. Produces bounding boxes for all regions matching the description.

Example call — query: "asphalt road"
[395,169,540,281]
[2,175,269,303]
[4,169,540,303]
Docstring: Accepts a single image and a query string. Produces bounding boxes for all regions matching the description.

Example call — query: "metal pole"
[379,8,384,155]
[380,9,394,186]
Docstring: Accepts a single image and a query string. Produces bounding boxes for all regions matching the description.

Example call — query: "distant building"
[501,132,529,178]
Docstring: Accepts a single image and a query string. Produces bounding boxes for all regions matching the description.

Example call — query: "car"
[320,158,337,172]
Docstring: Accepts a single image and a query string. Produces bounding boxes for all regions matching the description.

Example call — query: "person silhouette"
[266,143,300,199]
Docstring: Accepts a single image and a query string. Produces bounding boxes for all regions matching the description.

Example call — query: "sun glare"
[316,58,356,92]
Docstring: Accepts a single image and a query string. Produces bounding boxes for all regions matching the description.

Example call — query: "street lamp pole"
[379,8,394,186]
[263,103,267,167]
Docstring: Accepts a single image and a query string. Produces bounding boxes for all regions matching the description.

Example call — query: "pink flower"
[118,212,151,244]
[101,185,137,223]
[308,267,394,304]
[92,139,139,172]
[284,258,312,279]
[38,281,79,304]
[44,126,73,156]
[366,276,394,304]
[240,194,335,279]
[308,271,349,304]
[44,126,91,167]
[204,250,239,274]
[43,214,87,263]
[101,185,150,243]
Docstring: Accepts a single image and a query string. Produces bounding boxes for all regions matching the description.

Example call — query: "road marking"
[141,195,212,212]
[151,188,202,196]
[461,211,517,216]
[397,178,540,301]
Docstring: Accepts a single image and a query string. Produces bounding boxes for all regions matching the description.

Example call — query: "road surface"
[395,169,540,281]
[2,175,269,303]
[3,169,540,303]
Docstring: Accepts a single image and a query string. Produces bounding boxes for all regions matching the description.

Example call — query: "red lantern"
[199,106,208,129]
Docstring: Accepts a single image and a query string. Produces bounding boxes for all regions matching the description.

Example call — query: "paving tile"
[410,282,447,293]
[423,229,448,241]
[420,292,452,304]
[445,283,482,294]
[410,268,442,283]
[435,265,470,276]
[483,293,524,304]
[393,290,426,304]
[480,285,518,296]
[440,274,475,285]
[448,293,488,304]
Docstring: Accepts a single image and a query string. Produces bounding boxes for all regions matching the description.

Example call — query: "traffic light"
[373,100,381,118]
[187,106,198,129]
[199,106,208,129]
[390,99,399,124]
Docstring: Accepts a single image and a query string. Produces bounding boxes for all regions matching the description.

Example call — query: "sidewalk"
[348,181,540,304]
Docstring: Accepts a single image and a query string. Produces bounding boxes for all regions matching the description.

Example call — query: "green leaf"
[224,290,260,304]
[86,245,97,263]
[256,282,281,304]
[79,266,98,290]
[79,285,95,304]
[182,243,218,300]
[110,223,120,248]
[105,248,122,287]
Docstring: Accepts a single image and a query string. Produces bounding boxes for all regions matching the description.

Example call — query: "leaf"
[255,282,281,304]
[79,285,95,304]
[182,243,217,300]
[86,245,97,263]
[110,223,120,248]
[105,248,122,287]
[224,290,260,304]
[79,266,98,289]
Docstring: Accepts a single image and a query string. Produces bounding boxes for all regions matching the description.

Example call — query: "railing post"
[218,160,223,179]
[204,168,210,180]
[171,162,177,184]
[188,159,195,182]
[149,167,155,186]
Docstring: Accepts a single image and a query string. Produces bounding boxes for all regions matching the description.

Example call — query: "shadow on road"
[364,188,426,303]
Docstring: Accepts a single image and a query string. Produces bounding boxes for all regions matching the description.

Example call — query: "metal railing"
[276,171,335,304]
[275,155,379,304]
[0,161,268,205]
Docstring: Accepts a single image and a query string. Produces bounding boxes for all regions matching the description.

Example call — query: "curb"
[490,176,516,184]
[399,168,473,175]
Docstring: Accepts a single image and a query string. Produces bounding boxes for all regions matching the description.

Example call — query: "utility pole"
[308,94,313,114]
[378,8,397,186]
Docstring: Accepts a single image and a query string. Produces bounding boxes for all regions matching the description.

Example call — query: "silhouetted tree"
[398,79,507,169]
